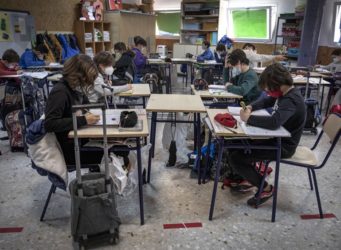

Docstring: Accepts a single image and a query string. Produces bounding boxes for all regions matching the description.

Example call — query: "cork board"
[0,0,81,32]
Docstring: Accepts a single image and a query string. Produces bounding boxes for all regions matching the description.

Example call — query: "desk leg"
[202,131,212,184]
[209,138,224,220]
[196,113,202,184]
[320,85,325,113]
[147,112,157,183]
[136,137,145,225]
[271,137,281,223]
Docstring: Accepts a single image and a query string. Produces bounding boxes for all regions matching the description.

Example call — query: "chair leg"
[40,184,56,221]
[307,168,314,191]
[255,162,270,208]
[311,170,324,219]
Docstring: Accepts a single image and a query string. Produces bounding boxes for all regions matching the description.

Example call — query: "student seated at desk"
[214,43,227,64]
[228,63,306,207]
[225,49,261,104]
[113,42,136,81]
[131,36,148,80]
[20,44,50,68]
[315,48,341,73]
[243,43,286,69]
[88,51,132,104]
[197,40,214,61]
[0,49,21,76]
[44,54,103,168]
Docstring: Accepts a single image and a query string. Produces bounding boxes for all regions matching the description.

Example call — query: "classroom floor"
[0,80,340,250]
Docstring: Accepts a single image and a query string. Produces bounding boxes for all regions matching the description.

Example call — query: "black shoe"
[247,185,274,208]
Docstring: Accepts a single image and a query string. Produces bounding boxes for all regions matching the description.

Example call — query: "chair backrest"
[323,113,341,142]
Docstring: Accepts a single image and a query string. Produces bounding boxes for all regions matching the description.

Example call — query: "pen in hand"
[240,101,247,111]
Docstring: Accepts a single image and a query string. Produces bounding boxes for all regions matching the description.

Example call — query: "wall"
[154,0,181,11]
[0,0,81,32]
[218,0,297,43]
[318,0,341,47]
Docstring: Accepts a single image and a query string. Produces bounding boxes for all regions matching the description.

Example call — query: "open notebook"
[89,109,120,126]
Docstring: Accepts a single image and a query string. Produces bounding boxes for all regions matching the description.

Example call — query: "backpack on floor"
[0,80,22,128]
[304,98,321,134]
[5,109,24,152]
[143,73,162,93]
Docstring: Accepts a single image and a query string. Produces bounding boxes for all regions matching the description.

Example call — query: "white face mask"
[104,66,114,76]
[37,55,44,60]
[6,63,16,69]
[231,66,241,78]
[141,47,147,54]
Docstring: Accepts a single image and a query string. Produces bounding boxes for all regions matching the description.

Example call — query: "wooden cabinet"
[74,20,112,57]
[103,11,156,53]
[181,0,219,45]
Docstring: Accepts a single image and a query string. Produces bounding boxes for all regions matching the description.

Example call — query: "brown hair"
[93,51,113,74]
[259,63,293,91]
[2,49,19,63]
[228,49,249,66]
[62,54,98,93]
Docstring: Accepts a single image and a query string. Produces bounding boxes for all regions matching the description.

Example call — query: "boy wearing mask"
[197,40,214,61]
[0,49,21,76]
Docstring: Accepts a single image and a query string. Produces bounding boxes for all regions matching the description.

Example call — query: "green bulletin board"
[232,9,267,39]
[156,12,180,35]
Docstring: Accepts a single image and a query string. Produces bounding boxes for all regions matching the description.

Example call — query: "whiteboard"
[0,10,35,57]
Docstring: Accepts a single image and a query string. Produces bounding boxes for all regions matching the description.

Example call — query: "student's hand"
[275,55,287,61]
[240,108,251,122]
[85,113,100,125]
[127,84,132,90]
[246,105,252,111]
[16,70,23,75]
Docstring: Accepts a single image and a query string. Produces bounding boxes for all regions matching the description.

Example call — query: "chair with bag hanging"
[256,113,341,220]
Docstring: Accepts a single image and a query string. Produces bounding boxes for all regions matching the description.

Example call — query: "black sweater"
[114,51,135,79]
[45,81,89,164]
[248,87,306,156]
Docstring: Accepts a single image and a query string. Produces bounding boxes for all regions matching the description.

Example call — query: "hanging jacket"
[49,34,63,63]
[57,34,79,62]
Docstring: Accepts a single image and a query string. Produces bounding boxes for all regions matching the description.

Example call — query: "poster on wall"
[0,12,13,42]
[107,0,123,10]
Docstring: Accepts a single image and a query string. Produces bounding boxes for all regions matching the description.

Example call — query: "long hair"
[62,54,98,93]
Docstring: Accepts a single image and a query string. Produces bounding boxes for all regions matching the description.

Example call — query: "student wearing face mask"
[228,63,306,206]
[131,36,148,80]
[316,49,341,73]
[88,51,132,104]
[214,43,227,63]
[197,40,214,61]
[0,49,22,76]
[113,42,136,81]
[19,44,50,68]
[226,49,261,104]
[242,43,286,68]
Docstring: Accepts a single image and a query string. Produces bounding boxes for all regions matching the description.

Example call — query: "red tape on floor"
[301,213,336,220]
[0,227,23,233]
[163,222,202,229]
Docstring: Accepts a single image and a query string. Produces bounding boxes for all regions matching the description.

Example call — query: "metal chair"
[257,113,341,219]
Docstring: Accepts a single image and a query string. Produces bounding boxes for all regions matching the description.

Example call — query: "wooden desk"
[69,109,148,225]
[116,84,151,108]
[69,109,149,139]
[146,94,206,184]
[191,85,242,100]
[146,94,206,113]
[204,108,289,223]
[116,84,151,97]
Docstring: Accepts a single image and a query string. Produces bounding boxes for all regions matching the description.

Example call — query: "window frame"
[332,2,341,45]
[227,6,273,42]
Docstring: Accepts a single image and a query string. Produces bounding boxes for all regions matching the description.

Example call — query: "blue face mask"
[231,67,241,78]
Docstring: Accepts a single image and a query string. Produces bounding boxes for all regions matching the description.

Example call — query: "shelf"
[181,29,217,33]
[277,35,301,39]
[183,14,219,18]
[279,15,304,20]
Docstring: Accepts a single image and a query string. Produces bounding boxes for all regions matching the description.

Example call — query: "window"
[156,11,181,37]
[333,2,341,44]
[227,7,273,41]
